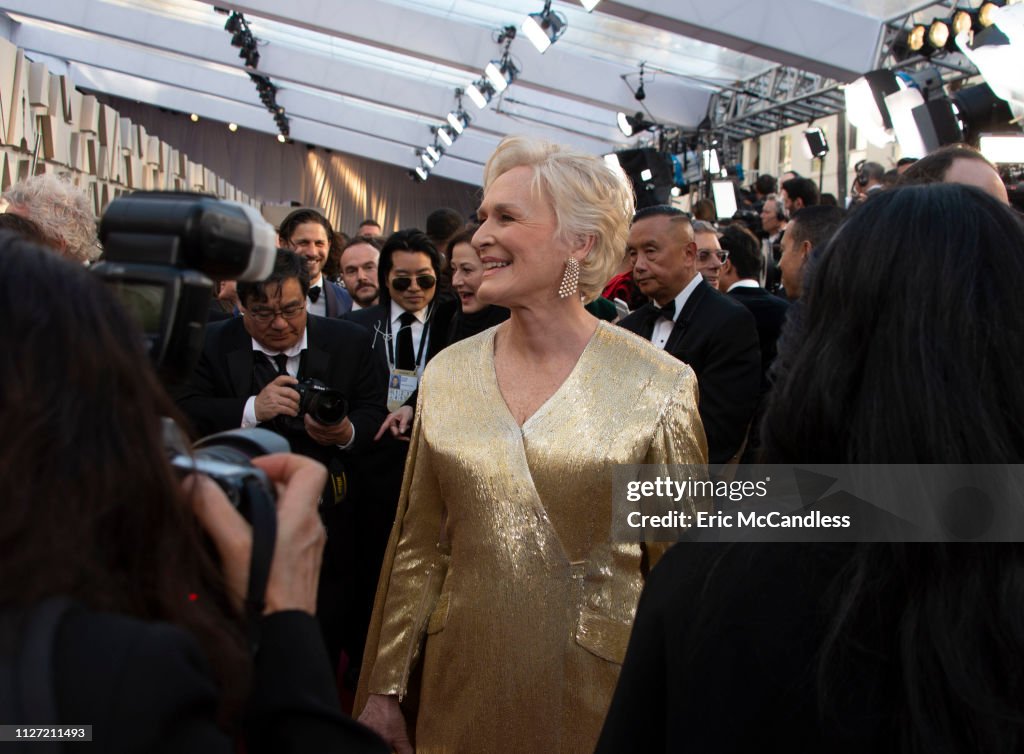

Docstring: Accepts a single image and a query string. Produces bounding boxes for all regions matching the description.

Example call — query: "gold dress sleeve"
[643,366,709,570]
[355,368,447,709]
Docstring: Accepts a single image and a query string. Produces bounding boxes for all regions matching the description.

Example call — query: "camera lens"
[310,392,347,425]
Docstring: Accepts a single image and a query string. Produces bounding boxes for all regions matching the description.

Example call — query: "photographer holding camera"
[0,233,385,752]
[175,248,388,673]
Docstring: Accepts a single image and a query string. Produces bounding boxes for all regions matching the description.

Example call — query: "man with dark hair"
[358,219,384,238]
[618,205,760,468]
[340,235,383,310]
[718,224,790,395]
[852,161,886,202]
[780,176,819,215]
[278,208,353,318]
[779,205,845,300]
[175,249,387,674]
[425,207,464,253]
[898,144,1009,204]
[344,229,457,689]
[753,173,777,200]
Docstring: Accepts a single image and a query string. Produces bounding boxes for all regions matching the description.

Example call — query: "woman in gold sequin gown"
[356,137,708,754]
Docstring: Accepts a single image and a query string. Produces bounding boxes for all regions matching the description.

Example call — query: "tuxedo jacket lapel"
[303,319,331,379]
[665,280,709,355]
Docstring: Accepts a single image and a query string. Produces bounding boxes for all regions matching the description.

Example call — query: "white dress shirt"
[652,272,702,350]
[306,274,327,318]
[389,300,429,372]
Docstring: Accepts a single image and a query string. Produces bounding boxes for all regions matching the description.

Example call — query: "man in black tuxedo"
[343,229,456,689]
[279,208,353,318]
[176,249,387,676]
[619,206,760,468]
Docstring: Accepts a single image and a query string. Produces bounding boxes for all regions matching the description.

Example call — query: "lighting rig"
[221,10,290,142]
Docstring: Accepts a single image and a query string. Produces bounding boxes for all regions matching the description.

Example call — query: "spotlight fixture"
[634,62,647,101]
[425,145,442,162]
[616,111,657,137]
[419,151,436,169]
[928,18,951,49]
[224,12,243,33]
[277,133,287,143]
[580,0,601,10]
[843,69,901,146]
[446,89,471,134]
[189,113,199,122]
[523,0,568,53]
[951,9,974,36]
[228,122,238,132]
[413,166,430,182]
[979,1,1002,27]
[485,58,519,93]
[803,127,830,159]
[436,126,454,147]
[468,78,496,109]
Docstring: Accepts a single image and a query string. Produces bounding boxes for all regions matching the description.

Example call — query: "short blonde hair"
[482,136,634,303]
[2,174,99,263]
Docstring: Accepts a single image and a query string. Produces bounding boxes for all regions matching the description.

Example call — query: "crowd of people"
[0,136,1022,753]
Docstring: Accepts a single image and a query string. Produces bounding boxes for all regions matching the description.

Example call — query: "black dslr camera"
[294,379,348,425]
[92,192,277,384]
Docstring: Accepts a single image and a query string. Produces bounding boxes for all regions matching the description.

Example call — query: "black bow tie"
[308,285,322,303]
[652,300,676,322]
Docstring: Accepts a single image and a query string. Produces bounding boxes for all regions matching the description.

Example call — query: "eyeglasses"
[246,303,306,323]
[697,249,729,264]
[391,274,437,292]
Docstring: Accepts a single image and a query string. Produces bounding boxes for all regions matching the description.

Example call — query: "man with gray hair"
[2,174,99,263]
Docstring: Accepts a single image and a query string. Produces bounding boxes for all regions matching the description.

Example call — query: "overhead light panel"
[523,1,568,53]
[189,113,199,122]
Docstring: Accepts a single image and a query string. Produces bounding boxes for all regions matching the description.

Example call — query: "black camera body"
[93,192,277,384]
[294,379,348,426]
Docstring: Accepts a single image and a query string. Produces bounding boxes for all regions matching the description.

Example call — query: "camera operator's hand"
[188,453,328,615]
[373,405,414,442]
[254,375,300,422]
[304,414,354,447]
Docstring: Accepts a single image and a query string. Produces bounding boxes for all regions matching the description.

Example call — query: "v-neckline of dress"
[487,320,605,435]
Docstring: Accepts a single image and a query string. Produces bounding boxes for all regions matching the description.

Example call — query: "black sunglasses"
[391,274,437,292]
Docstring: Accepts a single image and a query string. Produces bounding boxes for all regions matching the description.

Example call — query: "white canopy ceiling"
[0,0,944,185]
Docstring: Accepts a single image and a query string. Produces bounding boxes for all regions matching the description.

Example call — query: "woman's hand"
[374,405,414,442]
[188,453,328,615]
[358,694,413,754]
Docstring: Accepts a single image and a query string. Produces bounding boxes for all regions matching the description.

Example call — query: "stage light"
[802,127,830,159]
[420,151,436,169]
[447,110,469,134]
[436,126,454,147]
[231,30,247,47]
[844,69,901,146]
[909,24,926,50]
[228,122,238,132]
[616,111,656,137]
[277,133,286,143]
[189,113,199,122]
[225,13,242,33]
[425,145,442,162]
[957,4,1024,124]
[485,58,518,93]
[580,0,601,9]
[952,10,974,36]
[885,88,929,157]
[702,149,720,174]
[979,134,1024,162]
[523,1,567,53]
[411,166,430,182]
[979,1,1001,27]
[468,78,495,109]
[928,18,950,48]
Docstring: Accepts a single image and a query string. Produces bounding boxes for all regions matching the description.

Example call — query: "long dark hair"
[0,233,249,722]
[762,184,1024,753]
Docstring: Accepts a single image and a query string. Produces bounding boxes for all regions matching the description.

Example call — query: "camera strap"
[241,476,277,653]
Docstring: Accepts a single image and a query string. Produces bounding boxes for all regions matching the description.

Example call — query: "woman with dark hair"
[446,226,510,344]
[596,184,1024,753]
[0,233,385,753]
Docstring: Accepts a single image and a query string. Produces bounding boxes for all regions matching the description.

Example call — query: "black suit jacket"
[344,298,458,371]
[174,314,387,456]
[47,608,388,753]
[619,280,761,465]
[727,285,790,394]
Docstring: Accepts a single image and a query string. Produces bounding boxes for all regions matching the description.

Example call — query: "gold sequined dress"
[357,320,707,753]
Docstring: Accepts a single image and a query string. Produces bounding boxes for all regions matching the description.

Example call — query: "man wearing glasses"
[619,206,760,469]
[176,248,388,676]
[692,220,728,290]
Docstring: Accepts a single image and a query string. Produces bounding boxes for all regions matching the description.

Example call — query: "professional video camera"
[92,192,277,384]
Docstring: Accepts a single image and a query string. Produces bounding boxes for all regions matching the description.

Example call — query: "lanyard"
[386,306,430,375]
